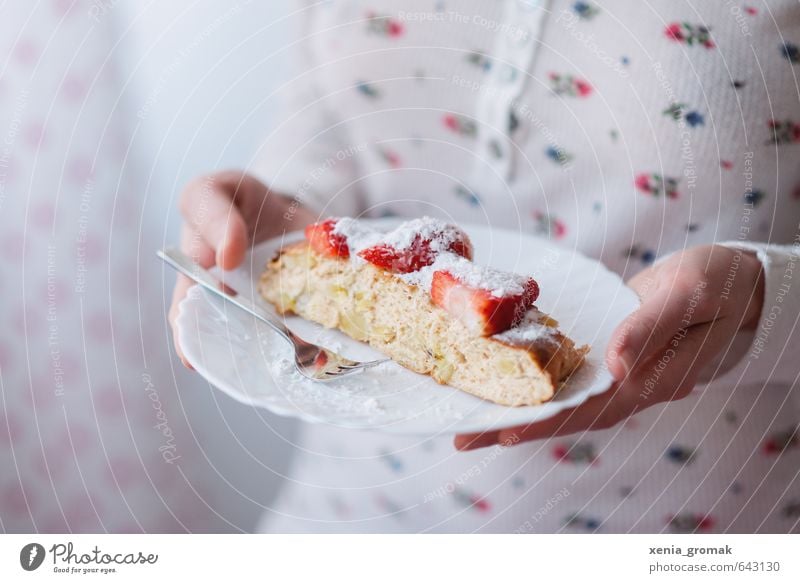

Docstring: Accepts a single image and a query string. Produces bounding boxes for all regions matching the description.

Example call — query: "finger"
[454,431,501,451]
[180,224,215,267]
[630,316,739,400]
[179,177,248,270]
[607,282,712,381]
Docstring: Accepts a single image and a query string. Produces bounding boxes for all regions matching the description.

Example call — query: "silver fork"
[158,248,388,381]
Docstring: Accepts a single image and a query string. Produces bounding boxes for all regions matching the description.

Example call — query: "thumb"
[607,272,715,381]
[211,211,248,270]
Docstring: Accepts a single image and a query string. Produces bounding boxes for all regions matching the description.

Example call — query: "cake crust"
[259,241,588,407]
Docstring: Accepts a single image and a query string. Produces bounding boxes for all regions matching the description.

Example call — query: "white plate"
[176,219,639,435]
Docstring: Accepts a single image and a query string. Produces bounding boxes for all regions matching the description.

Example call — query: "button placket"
[469,1,548,194]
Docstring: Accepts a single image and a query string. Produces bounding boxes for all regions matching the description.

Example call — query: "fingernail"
[454,436,473,451]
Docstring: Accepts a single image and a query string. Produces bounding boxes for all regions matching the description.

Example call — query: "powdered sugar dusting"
[493,309,560,346]
[332,216,466,257]
[262,338,390,417]
[331,217,382,262]
[396,252,454,290]
[421,254,531,297]
[379,217,464,252]
[397,252,532,299]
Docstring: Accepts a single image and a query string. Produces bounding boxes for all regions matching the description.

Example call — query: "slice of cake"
[259,217,588,406]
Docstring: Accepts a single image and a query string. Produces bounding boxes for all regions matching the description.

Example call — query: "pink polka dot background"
[0,0,299,533]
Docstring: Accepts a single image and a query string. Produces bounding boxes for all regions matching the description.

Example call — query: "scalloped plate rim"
[175,219,640,435]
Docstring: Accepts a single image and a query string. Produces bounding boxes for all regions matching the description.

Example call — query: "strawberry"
[358,243,420,273]
[430,271,539,335]
[358,227,473,274]
[305,219,350,258]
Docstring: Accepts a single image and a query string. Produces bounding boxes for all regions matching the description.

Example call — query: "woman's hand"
[168,170,315,368]
[454,244,765,451]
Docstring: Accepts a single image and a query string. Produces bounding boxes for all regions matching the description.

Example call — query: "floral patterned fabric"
[251,0,800,533]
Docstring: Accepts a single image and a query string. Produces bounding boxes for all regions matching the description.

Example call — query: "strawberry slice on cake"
[304,219,350,258]
[430,265,539,336]
[356,220,473,273]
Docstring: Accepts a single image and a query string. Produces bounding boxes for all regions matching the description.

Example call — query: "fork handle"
[157,247,295,344]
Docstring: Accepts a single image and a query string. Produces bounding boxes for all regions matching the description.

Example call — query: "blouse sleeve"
[247,1,362,217]
[712,241,800,388]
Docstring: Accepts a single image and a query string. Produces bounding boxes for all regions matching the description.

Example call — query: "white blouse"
[252,0,800,532]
